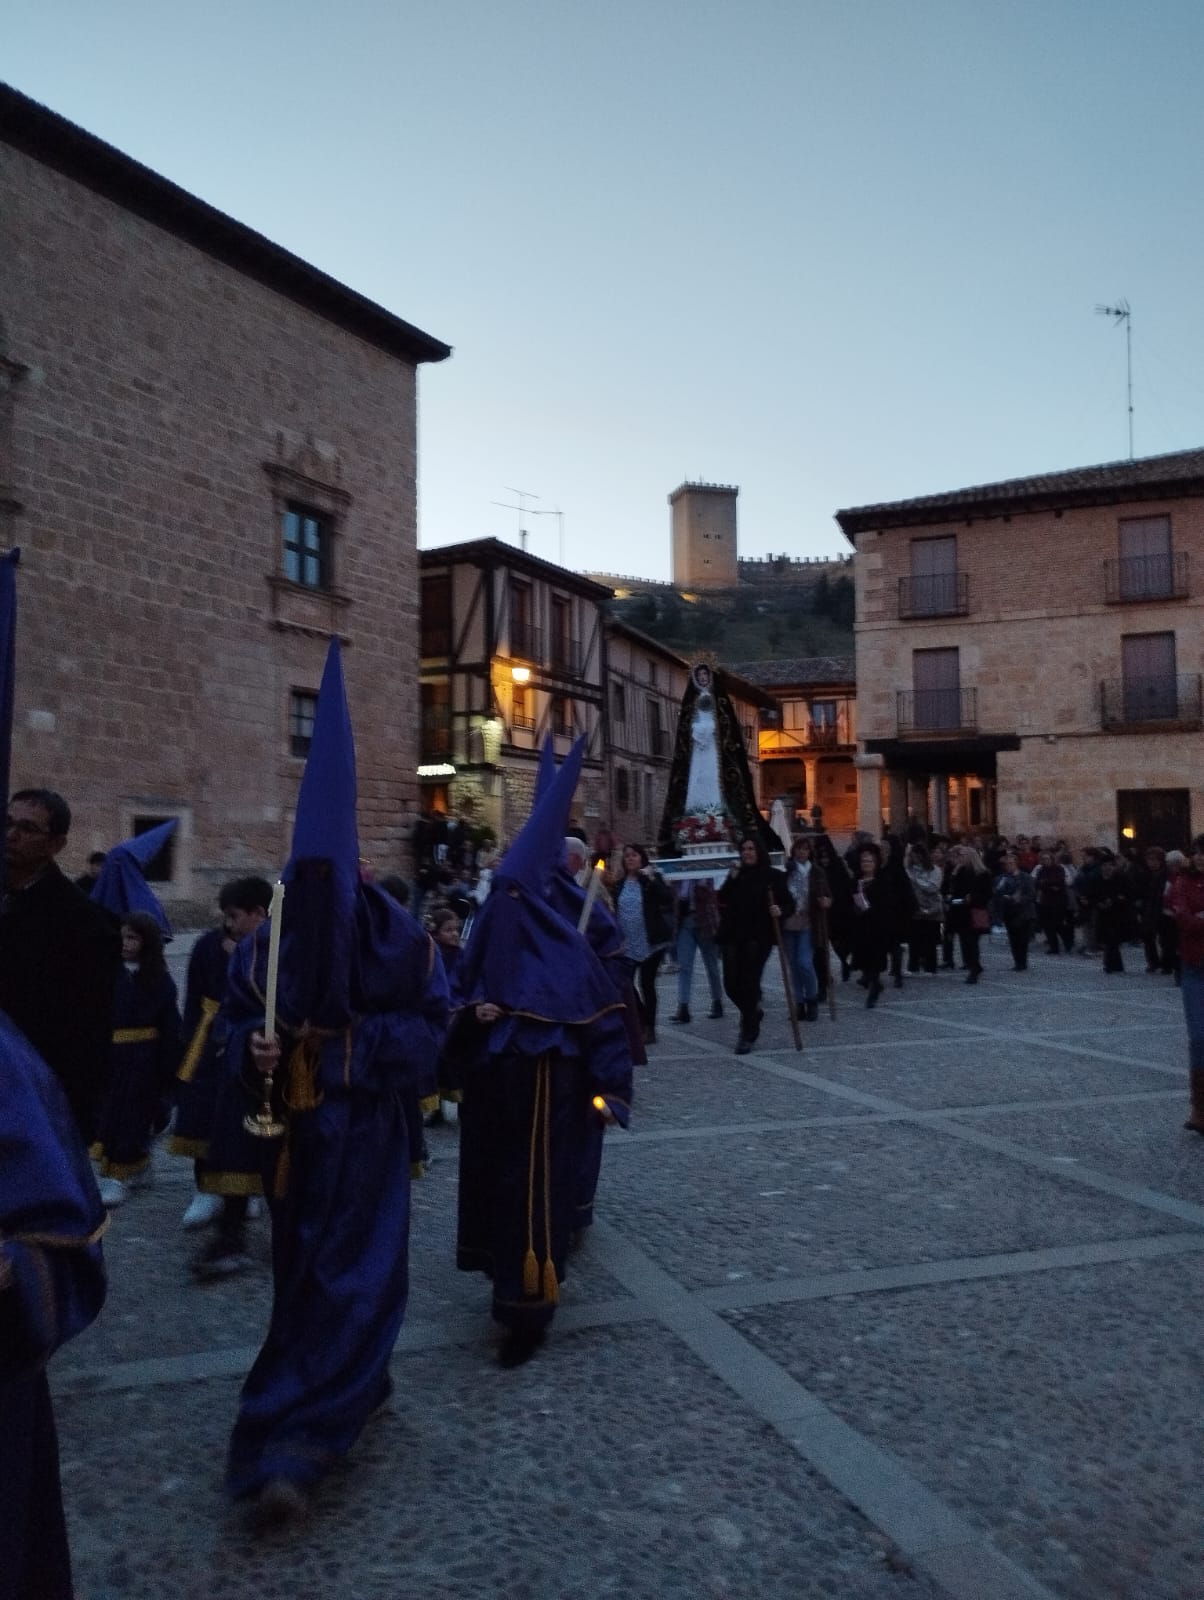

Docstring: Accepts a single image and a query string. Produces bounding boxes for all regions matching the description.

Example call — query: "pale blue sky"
[7,1,1204,576]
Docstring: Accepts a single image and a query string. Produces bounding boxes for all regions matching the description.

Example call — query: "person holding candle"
[220,641,449,1527]
[448,736,634,1367]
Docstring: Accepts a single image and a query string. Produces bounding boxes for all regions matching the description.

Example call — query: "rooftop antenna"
[491,486,540,554]
[1095,299,1133,459]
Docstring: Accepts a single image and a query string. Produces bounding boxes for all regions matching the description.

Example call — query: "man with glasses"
[0,788,121,1142]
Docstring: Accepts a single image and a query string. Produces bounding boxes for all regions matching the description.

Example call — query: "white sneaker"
[246,1196,265,1221]
[442,1099,459,1124]
[98,1177,127,1207]
[181,1192,224,1230]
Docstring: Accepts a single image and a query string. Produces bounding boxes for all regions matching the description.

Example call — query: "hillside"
[608,571,854,663]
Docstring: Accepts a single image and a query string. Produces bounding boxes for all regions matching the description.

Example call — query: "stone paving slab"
[635,1049,879,1127]
[949,1101,1204,1209]
[60,1135,631,1375]
[603,1119,1183,1290]
[723,1257,1204,1600]
[58,1325,947,1600]
[782,1037,1172,1111]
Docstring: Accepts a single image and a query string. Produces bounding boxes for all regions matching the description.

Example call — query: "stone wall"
[1,146,428,899]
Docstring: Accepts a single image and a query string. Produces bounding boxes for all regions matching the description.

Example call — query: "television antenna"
[1095,299,1133,458]
[490,491,566,564]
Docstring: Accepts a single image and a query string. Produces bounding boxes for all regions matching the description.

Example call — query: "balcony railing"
[898,572,969,619]
[1103,551,1189,604]
[896,687,978,735]
[510,620,543,662]
[512,713,536,732]
[806,721,842,749]
[1101,674,1202,730]
[549,636,580,673]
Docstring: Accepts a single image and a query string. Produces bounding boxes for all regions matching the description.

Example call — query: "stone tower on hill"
[670,481,739,588]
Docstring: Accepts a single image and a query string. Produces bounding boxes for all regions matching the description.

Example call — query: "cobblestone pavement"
[55,941,1204,1599]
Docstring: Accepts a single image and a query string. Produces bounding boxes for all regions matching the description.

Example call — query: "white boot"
[98,1177,127,1207]
[181,1192,224,1230]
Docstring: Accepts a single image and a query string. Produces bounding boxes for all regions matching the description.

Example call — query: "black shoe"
[708,1002,724,1019]
[804,1000,819,1022]
[497,1328,546,1368]
[671,1005,691,1024]
[866,980,882,1009]
[193,1234,251,1280]
[424,1107,446,1128]
[734,1036,752,1055]
[840,961,851,982]
[892,974,903,990]
[965,970,980,985]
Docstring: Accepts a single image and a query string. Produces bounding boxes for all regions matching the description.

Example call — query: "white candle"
[263,879,285,1038]
[577,859,605,933]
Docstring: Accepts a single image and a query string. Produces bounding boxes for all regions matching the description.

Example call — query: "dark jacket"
[718,865,792,947]
[945,864,992,932]
[992,870,1036,928]
[0,861,122,1141]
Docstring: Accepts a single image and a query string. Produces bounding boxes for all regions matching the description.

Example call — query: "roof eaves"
[0,83,451,366]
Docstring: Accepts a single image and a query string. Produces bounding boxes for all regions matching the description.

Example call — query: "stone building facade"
[0,86,449,906]
[838,448,1204,850]
[731,656,858,835]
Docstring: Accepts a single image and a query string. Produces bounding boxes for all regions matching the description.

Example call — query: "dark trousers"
[957,927,982,975]
[1006,921,1032,970]
[1145,918,1178,974]
[634,952,665,1034]
[941,927,956,967]
[1102,937,1125,973]
[1039,909,1070,953]
[722,940,771,1041]
[908,920,939,973]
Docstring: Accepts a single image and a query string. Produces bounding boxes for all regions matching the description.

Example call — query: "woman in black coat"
[813,834,855,986]
[718,837,793,1054]
[945,844,993,984]
[850,843,894,1007]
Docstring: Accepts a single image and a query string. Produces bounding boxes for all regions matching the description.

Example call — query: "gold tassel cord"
[111,1027,159,1045]
[522,1057,543,1298]
[283,1033,325,1113]
[541,1057,559,1305]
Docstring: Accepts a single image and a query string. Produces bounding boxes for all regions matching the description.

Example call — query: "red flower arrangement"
[675,808,737,849]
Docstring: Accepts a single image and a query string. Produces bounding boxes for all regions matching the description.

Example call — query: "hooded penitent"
[89,818,178,941]
[529,734,622,960]
[458,735,620,1022]
[236,639,432,1031]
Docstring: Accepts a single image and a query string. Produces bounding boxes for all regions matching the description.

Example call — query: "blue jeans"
[783,927,818,1004]
[1181,962,1204,1071]
[676,918,723,1009]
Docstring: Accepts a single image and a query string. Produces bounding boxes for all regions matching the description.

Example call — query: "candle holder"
[244,1070,286,1139]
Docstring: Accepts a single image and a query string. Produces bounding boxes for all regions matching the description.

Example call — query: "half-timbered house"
[419,540,611,844]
